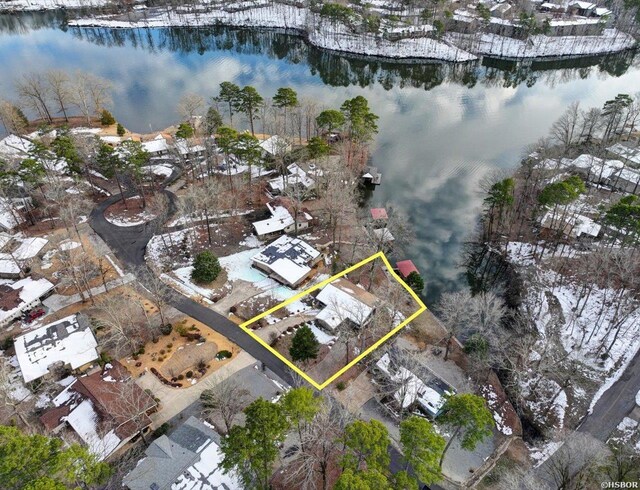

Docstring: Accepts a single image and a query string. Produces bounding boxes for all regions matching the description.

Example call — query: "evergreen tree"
[237,86,264,136]
[217,82,241,124]
[0,425,111,489]
[280,387,320,452]
[100,109,116,125]
[175,122,194,139]
[340,96,379,143]
[438,394,494,468]
[204,106,224,135]
[405,271,425,294]
[51,132,82,175]
[273,87,298,132]
[307,136,330,158]
[220,398,289,490]
[289,324,320,363]
[191,250,222,283]
[399,416,445,486]
[341,419,390,473]
[116,122,125,136]
[334,468,391,490]
[316,109,345,133]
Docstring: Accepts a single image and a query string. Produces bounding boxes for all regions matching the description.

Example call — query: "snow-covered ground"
[506,240,640,445]
[0,0,110,11]
[105,198,158,227]
[66,3,635,61]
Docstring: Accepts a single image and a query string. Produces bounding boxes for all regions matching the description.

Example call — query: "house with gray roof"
[123,416,240,490]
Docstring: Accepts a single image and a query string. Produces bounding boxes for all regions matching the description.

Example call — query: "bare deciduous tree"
[200,377,250,434]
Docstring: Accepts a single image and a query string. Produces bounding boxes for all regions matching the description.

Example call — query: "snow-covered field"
[65,3,635,60]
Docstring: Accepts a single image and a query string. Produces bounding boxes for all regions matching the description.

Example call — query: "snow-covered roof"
[259,135,291,156]
[607,143,640,166]
[0,277,54,326]
[124,416,240,490]
[569,1,596,9]
[315,278,377,330]
[174,139,206,155]
[376,353,449,416]
[14,315,98,382]
[252,235,320,286]
[268,163,316,193]
[373,227,395,243]
[0,135,33,159]
[541,211,601,238]
[141,136,169,154]
[65,398,121,460]
[8,236,48,260]
[0,198,25,231]
[99,135,121,144]
[253,202,295,237]
[594,7,611,16]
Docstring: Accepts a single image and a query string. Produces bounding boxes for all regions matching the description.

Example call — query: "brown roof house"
[40,361,157,460]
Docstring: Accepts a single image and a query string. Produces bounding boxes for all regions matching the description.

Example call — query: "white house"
[315,278,378,331]
[375,352,454,418]
[14,314,99,382]
[252,199,313,238]
[259,135,291,157]
[0,276,55,328]
[267,163,317,196]
[607,143,640,167]
[252,235,321,287]
[141,134,170,156]
[540,211,601,239]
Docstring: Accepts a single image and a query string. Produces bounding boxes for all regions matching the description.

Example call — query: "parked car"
[24,308,45,324]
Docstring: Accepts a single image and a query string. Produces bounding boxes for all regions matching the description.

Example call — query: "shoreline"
[2,2,634,63]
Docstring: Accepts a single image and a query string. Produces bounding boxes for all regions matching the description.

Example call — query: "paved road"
[89,192,296,388]
[533,349,640,487]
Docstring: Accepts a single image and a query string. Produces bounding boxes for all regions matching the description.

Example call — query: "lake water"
[1,13,639,304]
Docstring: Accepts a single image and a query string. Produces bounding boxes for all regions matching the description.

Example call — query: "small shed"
[396,260,419,279]
[370,208,388,221]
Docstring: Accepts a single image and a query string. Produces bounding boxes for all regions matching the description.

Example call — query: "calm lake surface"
[1,13,639,304]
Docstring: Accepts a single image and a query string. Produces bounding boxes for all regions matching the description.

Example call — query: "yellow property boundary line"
[238,251,427,390]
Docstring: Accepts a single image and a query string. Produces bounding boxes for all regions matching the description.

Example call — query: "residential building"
[259,134,291,157]
[607,143,640,168]
[40,361,157,461]
[252,198,314,238]
[374,351,455,418]
[123,416,239,490]
[0,235,48,279]
[396,260,419,280]
[267,163,317,196]
[370,208,388,222]
[14,314,99,383]
[315,278,378,331]
[361,166,382,186]
[0,276,55,328]
[252,235,322,287]
[540,211,601,239]
[141,134,170,157]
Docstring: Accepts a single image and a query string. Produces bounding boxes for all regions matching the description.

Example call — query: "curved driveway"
[89,191,296,386]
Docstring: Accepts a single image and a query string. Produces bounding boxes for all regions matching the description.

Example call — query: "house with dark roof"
[251,235,322,287]
[39,361,156,460]
[123,416,240,490]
